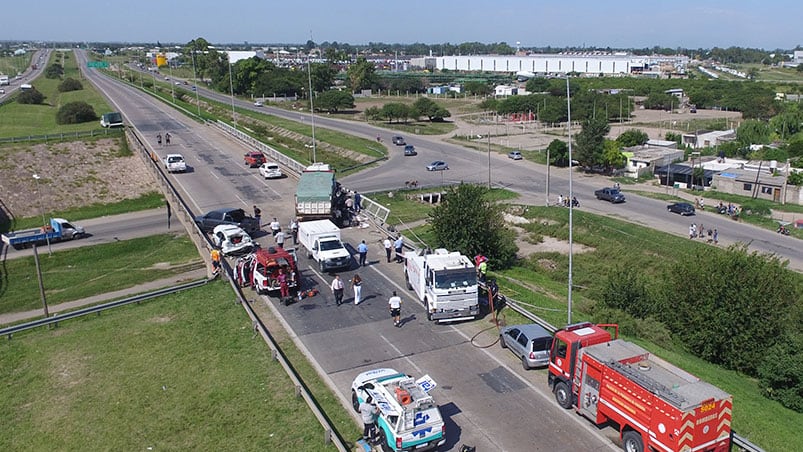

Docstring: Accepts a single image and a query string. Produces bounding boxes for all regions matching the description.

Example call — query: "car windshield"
[319,240,343,251]
[433,268,476,289]
[168,156,183,163]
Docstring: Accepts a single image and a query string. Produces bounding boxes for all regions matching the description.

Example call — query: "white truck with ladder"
[351,368,446,452]
[404,248,479,322]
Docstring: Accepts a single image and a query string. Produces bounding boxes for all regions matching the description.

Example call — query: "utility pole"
[33,244,49,318]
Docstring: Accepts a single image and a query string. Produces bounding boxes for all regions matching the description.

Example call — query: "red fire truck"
[548,322,732,452]
[235,247,298,299]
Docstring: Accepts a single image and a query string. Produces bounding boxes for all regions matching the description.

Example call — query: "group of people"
[252,206,299,248]
[156,132,172,146]
[688,223,718,244]
[556,194,579,208]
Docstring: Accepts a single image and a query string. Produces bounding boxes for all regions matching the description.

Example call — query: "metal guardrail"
[0,128,123,144]
[0,279,208,338]
[502,296,763,452]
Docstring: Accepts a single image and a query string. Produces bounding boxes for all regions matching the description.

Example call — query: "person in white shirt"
[388,291,402,327]
[270,218,281,236]
[331,275,344,306]
[383,237,392,263]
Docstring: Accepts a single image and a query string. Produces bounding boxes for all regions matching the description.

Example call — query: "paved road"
[76,50,620,451]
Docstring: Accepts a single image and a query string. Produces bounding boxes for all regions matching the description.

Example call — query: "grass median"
[0,280,343,451]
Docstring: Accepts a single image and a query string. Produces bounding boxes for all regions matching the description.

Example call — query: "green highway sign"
[86,61,109,68]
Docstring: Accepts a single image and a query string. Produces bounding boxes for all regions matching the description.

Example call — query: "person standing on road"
[713,228,718,245]
[156,133,162,146]
[389,291,402,327]
[351,273,363,305]
[383,237,393,263]
[270,218,281,236]
[357,240,368,267]
[278,268,289,299]
[165,132,171,146]
[289,217,299,245]
[253,206,262,228]
[331,275,345,306]
[354,192,362,213]
[359,396,379,444]
[275,229,286,248]
[210,248,221,277]
[394,236,404,263]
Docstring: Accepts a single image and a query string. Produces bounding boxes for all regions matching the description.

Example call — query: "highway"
[75,50,622,451]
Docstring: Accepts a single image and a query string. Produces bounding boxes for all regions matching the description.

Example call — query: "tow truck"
[351,368,446,452]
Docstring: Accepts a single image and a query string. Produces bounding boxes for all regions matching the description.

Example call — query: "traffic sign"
[86,61,109,68]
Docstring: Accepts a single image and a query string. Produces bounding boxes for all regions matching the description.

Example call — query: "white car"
[163,154,187,173]
[258,162,282,179]
[212,224,255,256]
[254,100,264,107]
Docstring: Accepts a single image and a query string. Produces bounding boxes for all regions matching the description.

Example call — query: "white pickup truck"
[351,368,446,452]
[163,154,187,173]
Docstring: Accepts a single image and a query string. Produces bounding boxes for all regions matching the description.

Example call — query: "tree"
[574,117,610,167]
[347,56,377,92]
[546,139,569,167]
[56,101,97,124]
[525,77,551,93]
[758,337,803,412]
[364,106,382,121]
[380,103,412,123]
[44,63,64,79]
[412,97,451,122]
[428,183,518,268]
[601,140,626,170]
[463,81,491,96]
[57,77,83,92]
[616,129,648,147]
[17,88,44,105]
[737,119,771,145]
[309,63,335,93]
[314,90,355,113]
[643,92,676,110]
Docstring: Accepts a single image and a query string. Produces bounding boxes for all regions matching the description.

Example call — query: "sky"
[3,0,801,50]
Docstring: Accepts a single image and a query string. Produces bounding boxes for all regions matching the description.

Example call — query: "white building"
[682,130,736,149]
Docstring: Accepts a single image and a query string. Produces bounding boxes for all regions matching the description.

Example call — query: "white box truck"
[404,248,479,322]
[297,219,352,272]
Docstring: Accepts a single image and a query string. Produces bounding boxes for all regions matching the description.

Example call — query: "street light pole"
[487,132,491,189]
[191,50,201,117]
[32,174,51,255]
[228,50,236,128]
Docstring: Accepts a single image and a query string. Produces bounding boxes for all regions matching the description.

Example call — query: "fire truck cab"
[548,322,732,452]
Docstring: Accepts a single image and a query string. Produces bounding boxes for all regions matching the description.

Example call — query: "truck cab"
[548,322,617,408]
[404,248,479,322]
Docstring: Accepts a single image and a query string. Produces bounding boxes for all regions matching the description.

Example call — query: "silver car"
[500,323,553,369]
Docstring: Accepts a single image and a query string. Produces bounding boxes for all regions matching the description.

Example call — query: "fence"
[0,128,123,144]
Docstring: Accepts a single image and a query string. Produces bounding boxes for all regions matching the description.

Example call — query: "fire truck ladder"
[608,361,686,408]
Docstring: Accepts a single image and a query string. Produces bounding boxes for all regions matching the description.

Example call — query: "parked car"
[667,202,696,216]
[508,151,523,160]
[427,160,449,171]
[404,145,417,156]
[500,323,553,370]
[212,224,254,256]
[244,151,267,168]
[258,162,283,179]
[392,135,406,145]
[254,100,263,107]
[195,208,260,233]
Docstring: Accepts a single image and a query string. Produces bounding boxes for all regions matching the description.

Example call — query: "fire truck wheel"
[554,381,573,409]
[622,431,644,452]
[351,390,360,412]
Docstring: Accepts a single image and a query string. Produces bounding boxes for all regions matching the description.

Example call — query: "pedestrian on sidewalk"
[331,275,344,306]
[211,248,221,277]
[351,273,363,305]
[357,240,368,267]
[383,237,393,263]
[388,291,402,327]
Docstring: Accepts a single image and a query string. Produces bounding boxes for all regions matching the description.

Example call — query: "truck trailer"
[1,218,85,249]
[403,248,479,322]
[295,164,336,221]
[548,322,732,452]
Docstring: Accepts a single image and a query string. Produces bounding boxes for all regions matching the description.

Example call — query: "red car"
[244,151,267,168]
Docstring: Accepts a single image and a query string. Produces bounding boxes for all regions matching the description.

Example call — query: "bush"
[758,338,803,412]
[58,77,83,92]
[44,63,64,79]
[56,101,97,125]
[17,88,45,105]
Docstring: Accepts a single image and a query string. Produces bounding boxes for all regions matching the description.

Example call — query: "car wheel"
[377,428,390,452]
[351,390,360,412]
[623,431,644,452]
[405,271,412,290]
[554,381,573,409]
[521,355,531,370]
[499,335,507,348]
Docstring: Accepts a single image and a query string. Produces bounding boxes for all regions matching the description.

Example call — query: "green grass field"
[0,51,115,137]
[0,281,346,451]
[0,233,202,315]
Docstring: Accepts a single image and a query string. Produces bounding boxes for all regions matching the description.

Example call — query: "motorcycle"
[777,226,791,236]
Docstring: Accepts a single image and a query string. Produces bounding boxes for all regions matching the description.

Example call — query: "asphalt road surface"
[76,50,622,451]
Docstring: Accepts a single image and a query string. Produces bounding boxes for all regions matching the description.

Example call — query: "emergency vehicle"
[548,322,732,452]
[351,368,446,452]
[234,247,298,298]
[403,248,479,322]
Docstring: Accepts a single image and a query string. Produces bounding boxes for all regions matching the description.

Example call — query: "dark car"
[195,208,261,233]
[392,135,406,146]
[500,323,553,370]
[404,145,417,156]
[667,202,696,216]
[244,151,267,168]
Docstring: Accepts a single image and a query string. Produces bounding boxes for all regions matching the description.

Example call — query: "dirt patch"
[0,138,156,219]
[505,213,595,259]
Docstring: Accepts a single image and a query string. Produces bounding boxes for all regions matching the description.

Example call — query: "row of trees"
[364,97,451,123]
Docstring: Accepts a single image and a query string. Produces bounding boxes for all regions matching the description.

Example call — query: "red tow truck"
[548,322,732,452]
